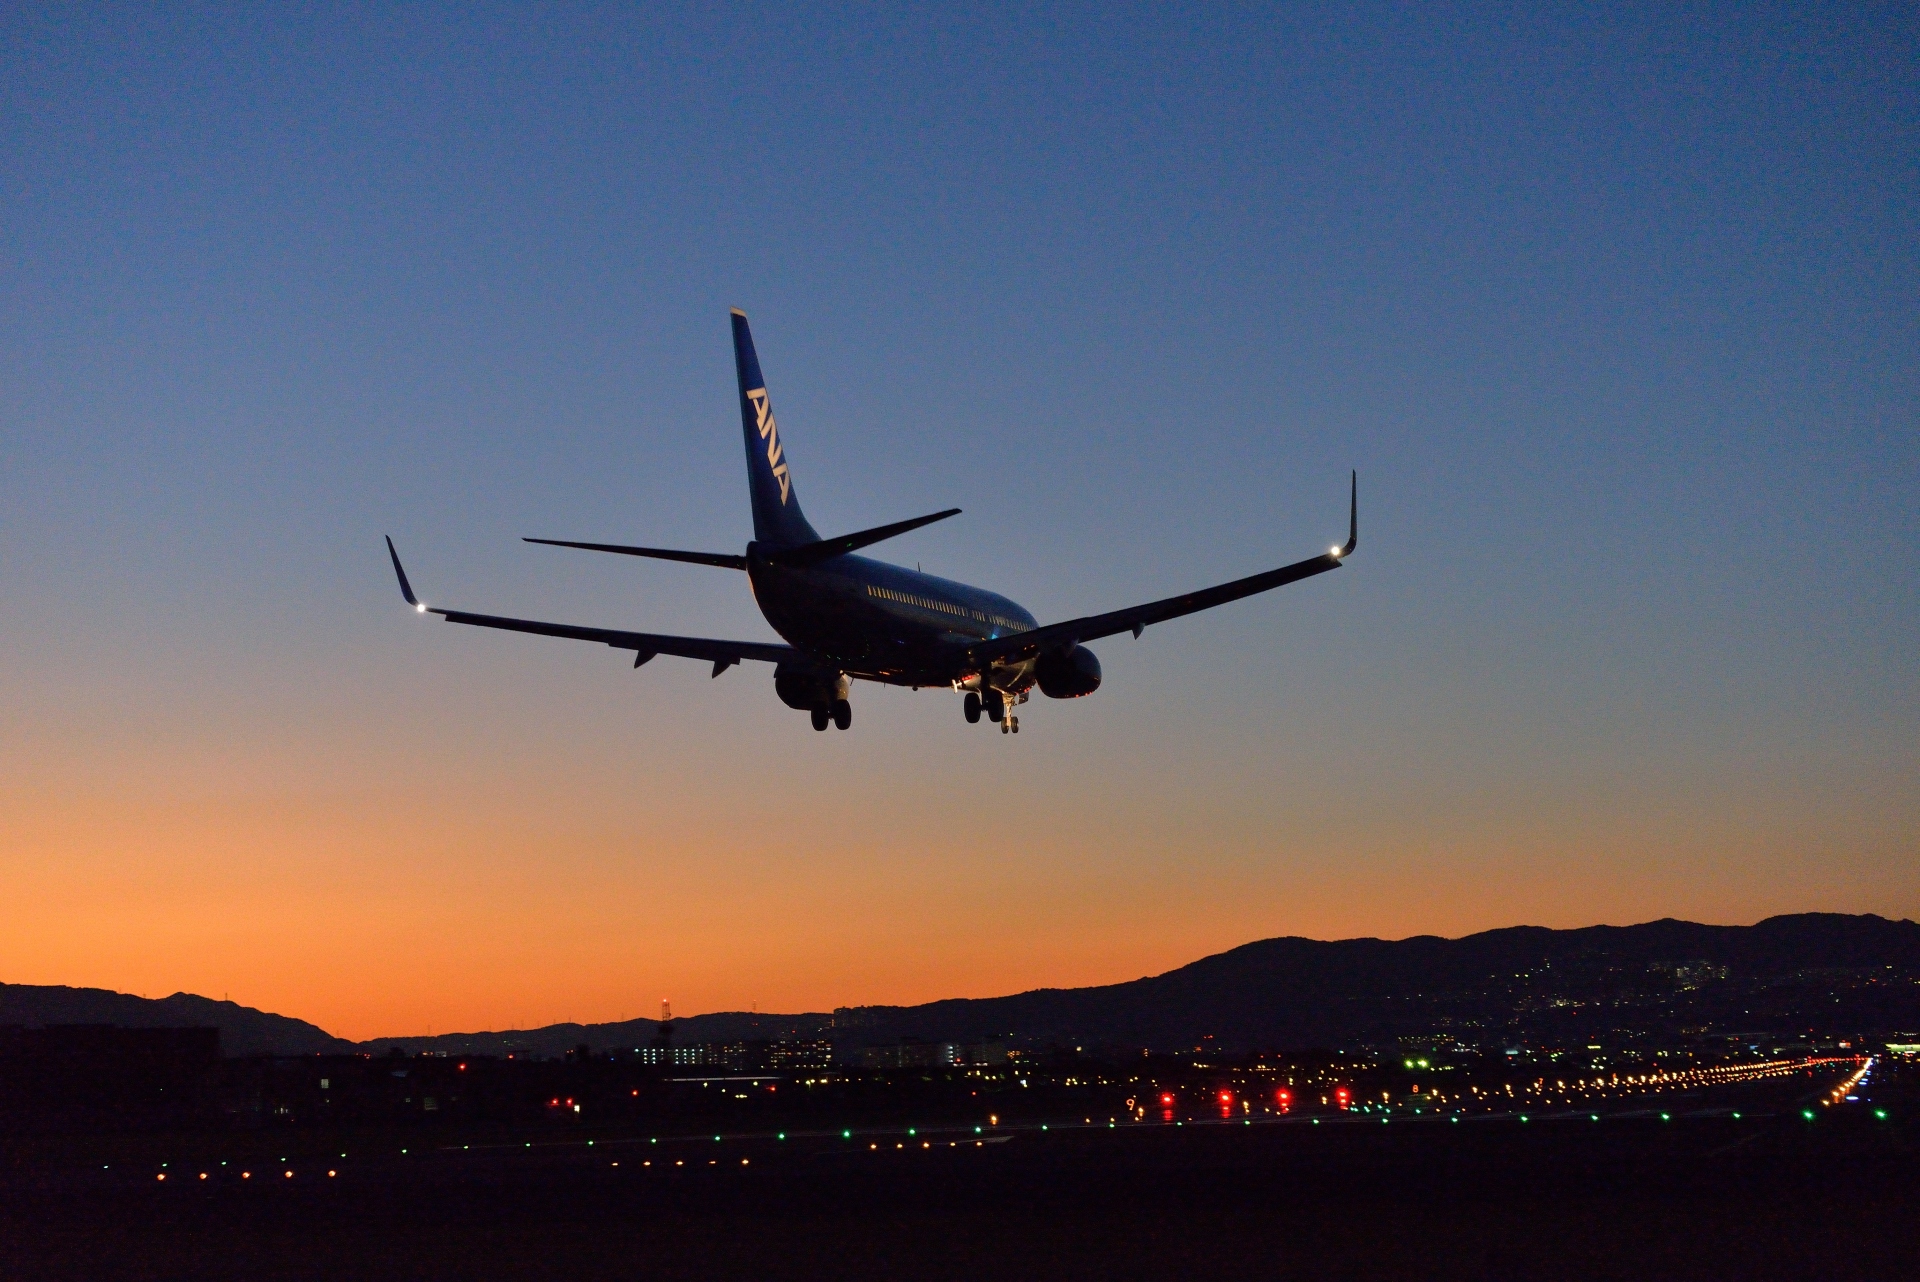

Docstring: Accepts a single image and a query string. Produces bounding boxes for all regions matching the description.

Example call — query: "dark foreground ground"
[5,1067,1916,1280]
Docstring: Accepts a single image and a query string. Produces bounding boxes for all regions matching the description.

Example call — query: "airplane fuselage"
[747,546,1039,688]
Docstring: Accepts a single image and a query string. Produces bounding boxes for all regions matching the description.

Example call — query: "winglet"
[1339,471,1357,558]
[385,536,422,609]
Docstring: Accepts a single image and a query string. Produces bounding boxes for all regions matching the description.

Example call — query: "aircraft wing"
[966,473,1356,666]
[428,608,801,673]
[387,538,801,675]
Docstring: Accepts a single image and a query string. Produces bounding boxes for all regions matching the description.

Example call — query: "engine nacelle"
[774,663,849,711]
[1034,644,1102,699]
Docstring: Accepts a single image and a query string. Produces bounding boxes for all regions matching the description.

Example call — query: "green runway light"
[1732,1113,1741,1119]
[1875,1110,1888,1120]
[1519,1116,1528,1123]
[1660,1114,1670,1121]
[843,1131,851,1138]
[778,1133,786,1140]
[1802,1110,1815,1120]
[1313,1119,1320,1125]
[974,1127,982,1133]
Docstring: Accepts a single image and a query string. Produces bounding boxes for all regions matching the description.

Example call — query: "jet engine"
[1034,644,1102,698]
[774,662,849,711]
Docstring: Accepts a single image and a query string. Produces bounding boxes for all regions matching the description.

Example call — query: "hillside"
[356,1011,832,1060]
[833,912,1920,1051]
[8,914,1916,1058]
[0,984,352,1057]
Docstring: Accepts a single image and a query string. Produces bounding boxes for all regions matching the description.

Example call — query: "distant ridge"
[356,1011,833,1061]
[6,914,1916,1058]
[0,984,351,1057]
[826,912,1920,1052]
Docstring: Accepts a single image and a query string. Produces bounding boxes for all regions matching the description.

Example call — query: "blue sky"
[2,4,1914,1035]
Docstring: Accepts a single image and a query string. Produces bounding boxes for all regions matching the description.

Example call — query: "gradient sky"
[3,4,1915,1040]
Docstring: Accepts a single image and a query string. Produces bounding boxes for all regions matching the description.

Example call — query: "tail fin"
[731,309,820,547]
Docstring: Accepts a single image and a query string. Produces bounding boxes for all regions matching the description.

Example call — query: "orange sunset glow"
[3,5,1914,1046]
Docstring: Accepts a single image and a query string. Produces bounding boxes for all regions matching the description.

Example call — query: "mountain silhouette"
[0,984,350,1056]
[830,912,1920,1051]
[6,914,1915,1058]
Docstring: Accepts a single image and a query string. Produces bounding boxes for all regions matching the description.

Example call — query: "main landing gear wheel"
[984,691,1005,723]
[811,708,830,732]
[963,692,982,723]
[831,699,852,731]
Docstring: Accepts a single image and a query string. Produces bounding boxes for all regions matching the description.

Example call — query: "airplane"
[384,309,1356,735]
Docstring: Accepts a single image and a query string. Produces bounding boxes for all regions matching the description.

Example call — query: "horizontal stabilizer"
[764,508,962,567]
[523,538,747,570]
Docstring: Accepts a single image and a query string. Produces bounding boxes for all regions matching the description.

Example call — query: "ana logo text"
[745,387,790,504]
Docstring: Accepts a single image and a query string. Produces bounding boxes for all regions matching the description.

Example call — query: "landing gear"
[967,686,1020,736]
[810,699,851,731]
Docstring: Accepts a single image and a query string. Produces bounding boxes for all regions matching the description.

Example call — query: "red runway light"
[1160,1093,1175,1105]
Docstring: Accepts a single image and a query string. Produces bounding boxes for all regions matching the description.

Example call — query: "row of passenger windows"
[867,584,1021,631]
